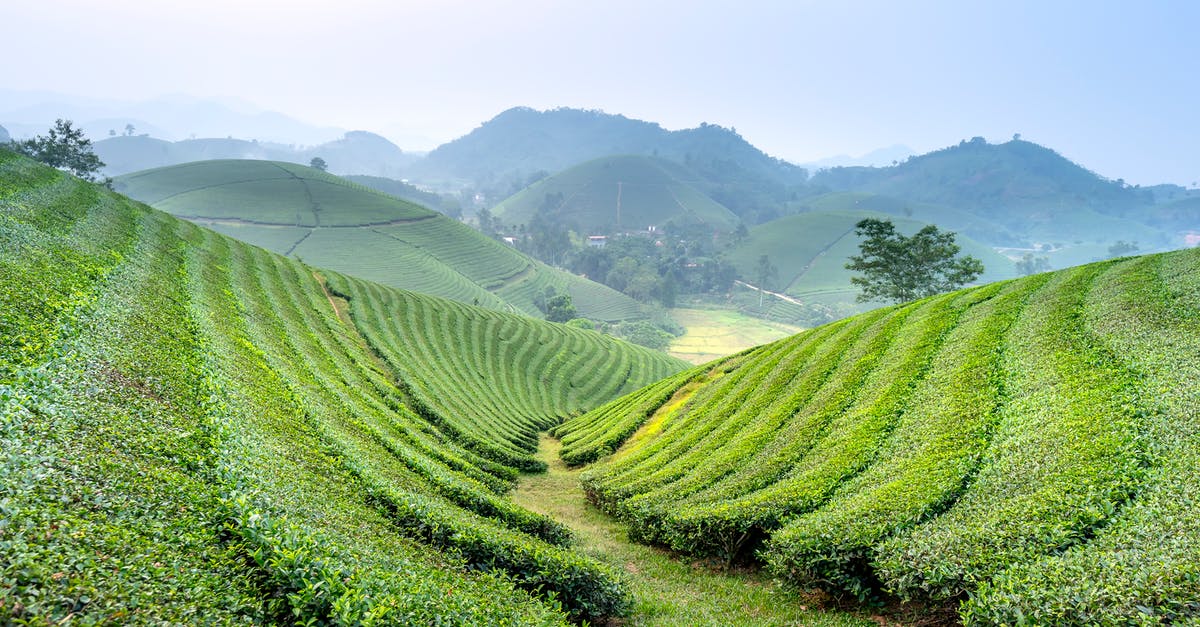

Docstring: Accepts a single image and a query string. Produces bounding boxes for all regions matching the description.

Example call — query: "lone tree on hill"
[846,218,983,304]
[544,293,577,322]
[14,119,105,181]
[309,157,328,171]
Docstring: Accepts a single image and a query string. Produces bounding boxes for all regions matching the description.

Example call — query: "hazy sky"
[7,0,1199,185]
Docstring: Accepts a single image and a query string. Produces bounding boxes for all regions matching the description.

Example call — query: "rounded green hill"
[493,155,741,234]
[115,159,646,321]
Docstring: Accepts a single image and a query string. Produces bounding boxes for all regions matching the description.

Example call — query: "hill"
[114,159,646,321]
[555,244,1200,623]
[94,131,418,177]
[492,155,741,233]
[1,150,685,623]
[726,209,1016,308]
[407,107,806,219]
[809,137,1176,249]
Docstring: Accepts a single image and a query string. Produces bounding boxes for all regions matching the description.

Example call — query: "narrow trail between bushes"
[511,435,872,627]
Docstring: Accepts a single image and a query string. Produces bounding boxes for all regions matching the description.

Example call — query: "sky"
[5,0,1199,186]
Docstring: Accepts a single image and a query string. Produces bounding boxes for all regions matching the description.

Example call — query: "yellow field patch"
[669,307,803,364]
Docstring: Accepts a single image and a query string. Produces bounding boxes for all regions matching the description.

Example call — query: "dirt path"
[511,435,869,626]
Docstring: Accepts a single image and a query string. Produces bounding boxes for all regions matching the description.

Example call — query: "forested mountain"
[408,107,807,220]
[809,137,1174,247]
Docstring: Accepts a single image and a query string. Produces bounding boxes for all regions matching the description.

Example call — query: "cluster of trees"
[478,208,740,309]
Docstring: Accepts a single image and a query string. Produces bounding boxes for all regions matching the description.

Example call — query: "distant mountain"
[408,107,807,219]
[492,155,740,233]
[308,131,421,177]
[803,144,915,169]
[0,124,9,144]
[94,131,418,177]
[808,137,1170,247]
[0,89,343,145]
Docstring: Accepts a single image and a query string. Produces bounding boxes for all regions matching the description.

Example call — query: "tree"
[544,294,577,322]
[13,119,105,181]
[755,254,777,308]
[1015,253,1051,276]
[845,218,983,304]
[124,123,136,136]
[309,157,328,171]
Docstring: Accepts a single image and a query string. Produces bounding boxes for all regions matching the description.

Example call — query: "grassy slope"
[493,155,740,233]
[726,209,1017,304]
[114,159,645,321]
[557,245,1200,623]
[1,152,688,623]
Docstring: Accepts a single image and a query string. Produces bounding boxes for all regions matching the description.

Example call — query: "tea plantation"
[114,159,646,321]
[0,151,684,624]
[9,148,1200,623]
[561,244,1200,623]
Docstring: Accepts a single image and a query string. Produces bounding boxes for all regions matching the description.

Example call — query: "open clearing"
[668,308,804,364]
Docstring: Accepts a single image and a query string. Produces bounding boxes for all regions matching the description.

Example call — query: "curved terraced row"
[559,250,1200,622]
[331,274,686,471]
[1,152,655,623]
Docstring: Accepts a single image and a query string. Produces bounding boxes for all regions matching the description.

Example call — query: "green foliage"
[12,119,105,181]
[544,293,577,322]
[561,242,1200,622]
[611,320,676,350]
[846,218,984,304]
[0,153,660,624]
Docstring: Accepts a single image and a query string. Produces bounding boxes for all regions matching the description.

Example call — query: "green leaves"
[846,218,984,304]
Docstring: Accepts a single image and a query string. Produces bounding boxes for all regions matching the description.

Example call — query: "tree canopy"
[845,218,983,304]
[13,119,105,181]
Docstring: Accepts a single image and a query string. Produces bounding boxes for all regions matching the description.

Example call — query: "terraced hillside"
[114,159,646,321]
[726,210,1016,307]
[558,246,1200,623]
[0,151,685,624]
[492,155,740,233]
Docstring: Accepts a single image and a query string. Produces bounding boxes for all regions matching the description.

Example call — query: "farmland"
[8,147,1200,623]
[667,307,803,364]
[114,159,646,321]
[559,244,1200,623]
[1,151,684,624]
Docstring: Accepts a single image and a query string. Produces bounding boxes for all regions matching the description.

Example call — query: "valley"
[4,94,1199,626]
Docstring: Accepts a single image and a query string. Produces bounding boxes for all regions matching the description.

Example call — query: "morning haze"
[5,1,1200,625]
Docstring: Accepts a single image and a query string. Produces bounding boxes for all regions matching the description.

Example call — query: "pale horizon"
[6,0,1199,186]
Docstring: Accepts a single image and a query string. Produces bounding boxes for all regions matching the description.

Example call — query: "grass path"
[512,435,874,626]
